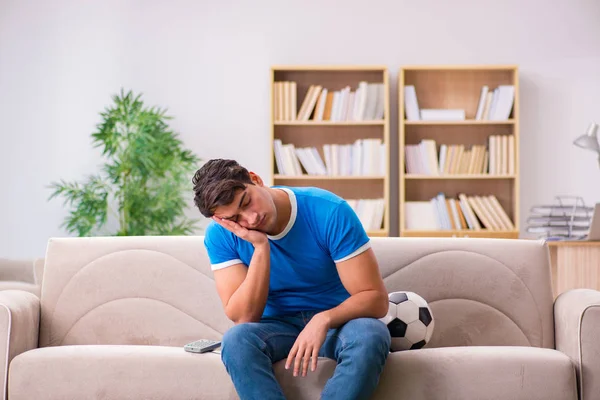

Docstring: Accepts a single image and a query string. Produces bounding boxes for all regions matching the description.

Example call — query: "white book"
[345,91,355,122]
[309,147,328,175]
[508,135,515,175]
[490,85,515,120]
[486,88,500,120]
[282,144,301,176]
[364,83,378,120]
[313,89,328,121]
[375,83,385,120]
[323,144,332,175]
[439,144,448,174]
[330,91,340,122]
[295,148,315,175]
[404,85,420,121]
[339,87,351,121]
[475,85,489,120]
[353,140,363,176]
[421,109,466,121]
[331,144,339,176]
[405,201,439,230]
[488,136,495,175]
[273,139,286,175]
[354,81,369,121]
[380,143,385,175]
[436,193,451,230]
[351,85,363,121]
[288,82,297,121]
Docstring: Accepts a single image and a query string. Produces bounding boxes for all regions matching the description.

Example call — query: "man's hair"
[192,159,253,218]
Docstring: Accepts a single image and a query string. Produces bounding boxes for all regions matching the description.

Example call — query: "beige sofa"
[0,258,44,297]
[1,236,599,399]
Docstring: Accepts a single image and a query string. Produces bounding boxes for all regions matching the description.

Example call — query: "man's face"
[212,175,277,233]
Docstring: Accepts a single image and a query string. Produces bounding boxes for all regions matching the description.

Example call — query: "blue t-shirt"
[204,186,371,318]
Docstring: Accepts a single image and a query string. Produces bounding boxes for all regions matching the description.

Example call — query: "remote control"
[183,339,222,354]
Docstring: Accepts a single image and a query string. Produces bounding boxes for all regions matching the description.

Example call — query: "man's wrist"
[253,241,270,251]
[317,310,334,329]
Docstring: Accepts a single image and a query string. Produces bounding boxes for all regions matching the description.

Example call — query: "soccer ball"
[380,291,435,351]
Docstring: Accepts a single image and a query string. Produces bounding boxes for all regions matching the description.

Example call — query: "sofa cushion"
[9,345,577,400]
[273,346,577,400]
[8,345,238,400]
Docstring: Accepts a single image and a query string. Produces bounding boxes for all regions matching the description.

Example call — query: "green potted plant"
[49,89,200,237]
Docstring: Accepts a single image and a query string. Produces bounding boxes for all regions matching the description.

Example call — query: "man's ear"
[248,171,264,186]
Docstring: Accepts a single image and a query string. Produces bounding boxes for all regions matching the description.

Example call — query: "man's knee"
[221,322,263,361]
[344,318,391,355]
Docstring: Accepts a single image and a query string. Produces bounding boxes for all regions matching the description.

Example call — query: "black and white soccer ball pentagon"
[379,291,435,351]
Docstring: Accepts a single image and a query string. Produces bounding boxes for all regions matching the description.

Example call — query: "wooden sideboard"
[547,241,600,298]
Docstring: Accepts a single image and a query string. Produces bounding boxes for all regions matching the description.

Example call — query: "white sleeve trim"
[211,259,243,271]
[334,241,372,264]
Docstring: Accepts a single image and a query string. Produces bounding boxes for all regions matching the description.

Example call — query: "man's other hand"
[285,312,330,377]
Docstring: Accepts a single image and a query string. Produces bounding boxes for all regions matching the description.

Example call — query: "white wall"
[1,0,599,258]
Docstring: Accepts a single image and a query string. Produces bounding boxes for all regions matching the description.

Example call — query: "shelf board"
[367,229,388,237]
[404,174,516,180]
[272,65,387,71]
[275,120,385,126]
[274,175,385,180]
[403,119,515,126]
[401,230,519,239]
[401,64,518,71]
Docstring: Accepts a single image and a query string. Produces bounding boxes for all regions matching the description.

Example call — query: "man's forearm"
[226,243,270,324]
[320,290,388,329]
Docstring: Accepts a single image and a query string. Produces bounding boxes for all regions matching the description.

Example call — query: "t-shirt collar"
[267,188,297,241]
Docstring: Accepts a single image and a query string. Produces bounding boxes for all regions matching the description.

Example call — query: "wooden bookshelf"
[270,65,390,237]
[399,65,520,238]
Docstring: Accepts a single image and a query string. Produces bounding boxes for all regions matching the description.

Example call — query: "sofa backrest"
[38,236,555,349]
[0,258,35,283]
[39,236,233,348]
[373,237,554,349]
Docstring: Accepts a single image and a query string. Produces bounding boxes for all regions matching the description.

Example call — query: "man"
[192,159,391,400]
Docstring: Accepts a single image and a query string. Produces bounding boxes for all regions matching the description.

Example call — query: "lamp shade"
[573,122,600,153]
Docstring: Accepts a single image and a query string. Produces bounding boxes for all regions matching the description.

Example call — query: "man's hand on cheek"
[212,217,268,247]
[285,313,331,377]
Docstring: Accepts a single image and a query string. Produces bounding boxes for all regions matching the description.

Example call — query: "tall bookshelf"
[399,65,520,238]
[270,65,390,237]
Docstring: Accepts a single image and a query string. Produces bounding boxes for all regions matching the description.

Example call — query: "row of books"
[347,198,386,231]
[404,84,515,121]
[273,81,385,122]
[405,193,515,231]
[274,139,385,177]
[405,135,515,175]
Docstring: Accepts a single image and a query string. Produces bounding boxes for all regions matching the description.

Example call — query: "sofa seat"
[9,343,577,400]
[10,344,578,400]
[274,346,578,400]
[8,345,238,400]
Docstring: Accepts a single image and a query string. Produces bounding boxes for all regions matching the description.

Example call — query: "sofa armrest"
[555,288,600,400]
[0,290,40,398]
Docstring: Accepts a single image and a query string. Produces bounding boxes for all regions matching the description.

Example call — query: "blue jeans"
[221,311,391,400]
